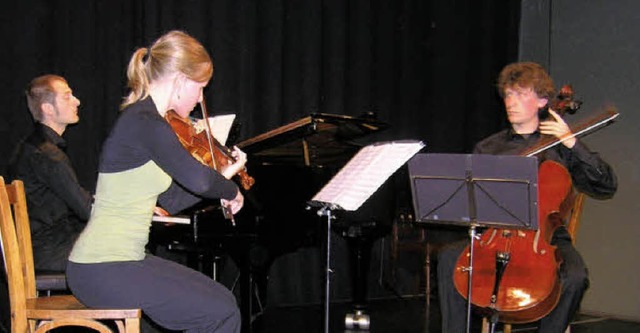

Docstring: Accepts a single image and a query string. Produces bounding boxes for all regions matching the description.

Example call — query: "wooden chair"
[0,177,141,333]
[391,212,465,333]
[390,212,427,292]
[481,191,586,333]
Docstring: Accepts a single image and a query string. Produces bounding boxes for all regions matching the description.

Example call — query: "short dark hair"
[25,74,67,122]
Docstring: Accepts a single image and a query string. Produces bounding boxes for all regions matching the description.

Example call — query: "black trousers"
[437,227,588,333]
[67,254,241,333]
[0,268,9,333]
[32,219,84,272]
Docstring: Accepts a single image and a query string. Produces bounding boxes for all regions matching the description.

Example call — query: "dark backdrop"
[0,0,519,190]
[0,0,521,315]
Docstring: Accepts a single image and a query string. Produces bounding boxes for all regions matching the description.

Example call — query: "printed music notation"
[310,140,425,211]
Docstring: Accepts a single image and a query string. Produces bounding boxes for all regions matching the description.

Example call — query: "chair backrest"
[5,179,38,298]
[0,176,31,332]
[566,191,585,244]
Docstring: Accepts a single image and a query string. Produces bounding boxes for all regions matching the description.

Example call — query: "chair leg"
[504,323,512,333]
[424,243,431,311]
[424,243,431,332]
[481,318,512,333]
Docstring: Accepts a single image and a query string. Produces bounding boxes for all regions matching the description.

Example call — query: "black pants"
[67,254,241,333]
[32,220,84,272]
[437,227,588,333]
[0,268,9,333]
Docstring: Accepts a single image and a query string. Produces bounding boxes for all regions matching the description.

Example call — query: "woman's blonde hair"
[120,30,213,110]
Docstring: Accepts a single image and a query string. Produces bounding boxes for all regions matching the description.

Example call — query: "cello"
[452,86,618,326]
[453,159,571,323]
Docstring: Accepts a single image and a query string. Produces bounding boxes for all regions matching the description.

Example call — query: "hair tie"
[143,47,152,62]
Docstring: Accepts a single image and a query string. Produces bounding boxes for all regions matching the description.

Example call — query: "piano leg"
[239,258,254,333]
[338,222,390,331]
[187,251,224,281]
[224,235,266,333]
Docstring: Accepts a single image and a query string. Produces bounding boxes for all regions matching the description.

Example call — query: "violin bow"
[198,99,236,225]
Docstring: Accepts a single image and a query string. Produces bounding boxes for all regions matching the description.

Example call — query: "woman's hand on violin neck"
[539,109,577,148]
[220,146,248,179]
[221,190,244,215]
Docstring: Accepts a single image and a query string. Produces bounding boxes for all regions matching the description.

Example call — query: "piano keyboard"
[151,215,191,224]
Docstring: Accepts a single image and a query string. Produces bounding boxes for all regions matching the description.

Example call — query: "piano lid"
[237,113,389,167]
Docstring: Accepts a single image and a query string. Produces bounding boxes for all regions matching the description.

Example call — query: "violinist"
[67,30,246,333]
[437,62,617,333]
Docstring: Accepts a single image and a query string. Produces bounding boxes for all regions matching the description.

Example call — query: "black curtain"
[0,0,519,190]
[0,0,521,318]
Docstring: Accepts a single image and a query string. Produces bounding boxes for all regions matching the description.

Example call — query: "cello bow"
[524,106,619,157]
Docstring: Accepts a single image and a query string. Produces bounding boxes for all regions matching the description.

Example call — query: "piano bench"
[35,270,68,296]
[166,242,226,281]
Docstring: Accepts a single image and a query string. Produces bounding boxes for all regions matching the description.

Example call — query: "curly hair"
[497,62,555,99]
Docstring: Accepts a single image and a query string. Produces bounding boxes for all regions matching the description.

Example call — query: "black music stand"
[309,140,425,333]
[407,153,538,333]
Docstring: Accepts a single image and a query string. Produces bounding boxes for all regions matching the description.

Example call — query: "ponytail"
[121,48,150,110]
[120,30,213,111]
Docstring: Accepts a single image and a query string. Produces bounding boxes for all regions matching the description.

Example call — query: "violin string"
[198,100,220,170]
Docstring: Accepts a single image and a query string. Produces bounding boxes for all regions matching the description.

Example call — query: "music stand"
[308,140,425,333]
[407,153,538,333]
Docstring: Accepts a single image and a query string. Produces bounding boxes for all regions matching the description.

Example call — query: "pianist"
[8,74,92,273]
[67,30,246,333]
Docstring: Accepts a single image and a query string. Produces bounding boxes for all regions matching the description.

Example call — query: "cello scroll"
[539,84,582,120]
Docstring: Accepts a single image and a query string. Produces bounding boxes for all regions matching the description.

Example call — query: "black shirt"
[473,129,617,200]
[8,123,93,270]
[99,97,239,213]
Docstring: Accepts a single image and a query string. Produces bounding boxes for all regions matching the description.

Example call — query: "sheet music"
[194,114,236,146]
[311,140,425,211]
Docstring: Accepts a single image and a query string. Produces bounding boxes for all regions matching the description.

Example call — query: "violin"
[165,106,255,191]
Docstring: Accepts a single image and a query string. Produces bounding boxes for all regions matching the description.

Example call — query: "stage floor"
[251,296,640,333]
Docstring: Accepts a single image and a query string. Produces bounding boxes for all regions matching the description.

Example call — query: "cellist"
[437,62,617,333]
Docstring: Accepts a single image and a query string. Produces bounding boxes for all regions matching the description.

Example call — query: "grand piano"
[150,112,397,332]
